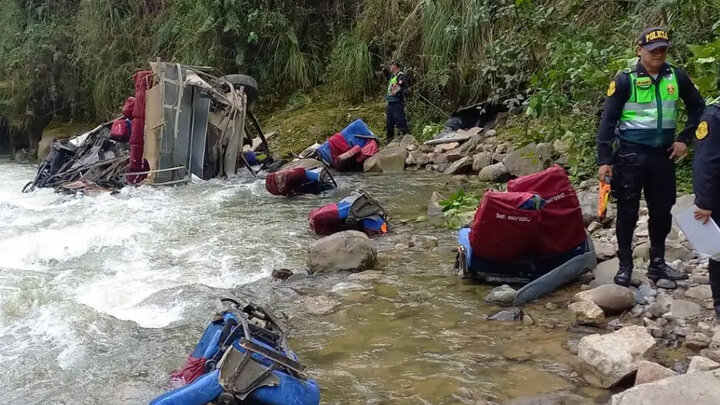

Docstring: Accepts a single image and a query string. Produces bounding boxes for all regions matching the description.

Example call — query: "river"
[0,159,604,404]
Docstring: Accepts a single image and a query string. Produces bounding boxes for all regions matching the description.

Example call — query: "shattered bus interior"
[24,62,272,194]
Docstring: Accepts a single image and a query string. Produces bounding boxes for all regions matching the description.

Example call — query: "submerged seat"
[309,192,389,235]
[265,167,336,196]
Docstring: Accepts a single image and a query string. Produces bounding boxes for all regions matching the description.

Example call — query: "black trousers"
[612,143,676,264]
[386,102,409,140]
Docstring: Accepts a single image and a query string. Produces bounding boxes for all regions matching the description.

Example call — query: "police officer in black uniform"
[385,60,410,141]
[596,27,706,286]
[692,65,720,318]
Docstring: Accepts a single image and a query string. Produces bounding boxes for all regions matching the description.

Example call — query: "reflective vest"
[618,67,679,148]
[386,72,404,103]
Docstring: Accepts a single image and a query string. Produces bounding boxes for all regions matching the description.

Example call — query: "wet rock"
[587,221,603,233]
[472,152,494,172]
[521,314,535,326]
[347,270,384,282]
[578,325,656,388]
[502,143,552,177]
[572,284,636,314]
[668,299,702,319]
[299,295,340,315]
[363,147,408,173]
[656,279,677,289]
[488,307,524,322]
[478,162,510,182]
[634,360,676,386]
[594,241,617,261]
[280,158,323,170]
[271,268,294,280]
[409,235,439,250]
[13,148,30,163]
[427,191,445,219]
[568,300,605,326]
[285,272,308,283]
[685,333,711,351]
[687,356,720,373]
[445,156,473,175]
[545,302,559,311]
[394,243,409,250]
[38,137,54,161]
[330,282,368,294]
[611,369,720,404]
[484,285,517,306]
[308,231,377,274]
[685,285,713,301]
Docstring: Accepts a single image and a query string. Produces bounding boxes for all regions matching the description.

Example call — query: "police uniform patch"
[697,121,709,140]
[667,83,676,95]
[607,80,616,97]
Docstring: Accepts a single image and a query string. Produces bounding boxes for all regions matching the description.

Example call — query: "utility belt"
[616,139,672,156]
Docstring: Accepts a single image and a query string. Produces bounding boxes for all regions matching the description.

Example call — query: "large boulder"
[280,158,323,170]
[578,325,656,388]
[445,156,473,175]
[484,285,517,306]
[687,356,720,373]
[308,231,377,274]
[571,284,636,314]
[501,142,552,177]
[577,190,601,225]
[634,361,676,385]
[478,162,511,182]
[611,369,720,405]
[363,147,408,173]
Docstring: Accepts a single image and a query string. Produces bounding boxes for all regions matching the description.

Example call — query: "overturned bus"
[24,62,273,194]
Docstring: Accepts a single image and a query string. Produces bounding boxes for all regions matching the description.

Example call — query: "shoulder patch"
[607,80,616,97]
[697,121,709,140]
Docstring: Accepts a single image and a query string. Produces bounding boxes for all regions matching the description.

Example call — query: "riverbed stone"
[633,243,650,260]
[577,190,600,225]
[502,143,552,177]
[472,152,494,172]
[572,284,636,314]
[687,356,720,374]
[409,235,439,249]
[488,307,523,322]
[299,295,341,315]
[578,325,656,388]
[611,369,720,404]
[363,147,408,173]
[427,192,445,219]
[484,285,517,306]
[308,231,377,274]
[634,360,676,386]
[594,241,616,261]
[478,162,510,182]
[445,156,473,175]
[568,300,605,326]
[685,333,711,351]
[685,285,713,301]
[668,299,702,319]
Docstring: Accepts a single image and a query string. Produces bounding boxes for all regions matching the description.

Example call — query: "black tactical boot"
[614,249,633,287]
[709,256,720,320]
[647,246,689,281]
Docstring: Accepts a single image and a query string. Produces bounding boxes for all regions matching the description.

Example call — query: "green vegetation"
[439,188,482,228]
[1,0,719,184]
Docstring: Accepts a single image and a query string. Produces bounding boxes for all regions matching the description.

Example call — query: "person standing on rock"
[596,27,705,287]
[692,64,720,318]
[385,60,410,141]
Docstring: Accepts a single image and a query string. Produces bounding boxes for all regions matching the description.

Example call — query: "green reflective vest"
[386,72,404,103]
[618,67,679,147]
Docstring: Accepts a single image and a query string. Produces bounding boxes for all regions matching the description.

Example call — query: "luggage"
[309,192,389,235]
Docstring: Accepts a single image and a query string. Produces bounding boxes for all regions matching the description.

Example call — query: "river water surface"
[0,160,603,404]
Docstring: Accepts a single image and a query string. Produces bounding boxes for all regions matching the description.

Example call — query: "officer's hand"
[668,142,688,160]
[598,165,612,182]
[694,207,713,224]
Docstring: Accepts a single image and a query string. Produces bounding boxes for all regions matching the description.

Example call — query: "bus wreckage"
[24,62,274,194]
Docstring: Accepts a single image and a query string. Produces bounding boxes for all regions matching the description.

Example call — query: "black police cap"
[637,27,671,50]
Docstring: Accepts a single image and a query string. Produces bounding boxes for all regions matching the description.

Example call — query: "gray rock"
[472,152,494,172]
[488,307,523,322]
[553,139,571,154]
[445,149,464,162]
[445,156,473,175]
[594,241,617,261]
[587,221,603,233]
[435,142,460,153]
[398,134,419,151]
[13,149,30,163]
[427,191,445,218]
[666,245,696,262]
[299,295,341,315]
[578,325,656,388]
[38,137,53,161]
[568,300,606,326]
[363,147,408,173]
[700,349,720,363]
[502,143,552,177]
[484,284,517,306]
[686,333,711,351]
[669,299,702,319]
[611,369,720,405]
[521,314,535,326]
[656,279,677,289]
[330,282,368,294]
[572,284,636,314]
[635,283,657,305]
[686,356,720,373]
[577,190,601,225]
[478,162,510,182]
[536,142,555,158]
[634,360,677,386]
[308,231,377,274]
[347,270,385,282]
[410,235,439,249]
[685,285,713,301]
[434,154,449,165]
[633,243,650,260]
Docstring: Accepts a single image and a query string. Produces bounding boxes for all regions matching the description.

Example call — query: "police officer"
[597,27,706,287]
[692,65,720,318]
[385,60,410,141]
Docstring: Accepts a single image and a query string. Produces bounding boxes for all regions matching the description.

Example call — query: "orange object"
[598,176,611,219]
[381,222,388,233]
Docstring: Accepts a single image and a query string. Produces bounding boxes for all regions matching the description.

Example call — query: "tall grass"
[328,33,374,101]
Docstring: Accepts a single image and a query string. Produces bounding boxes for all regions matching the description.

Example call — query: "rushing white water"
[0,159,333,403]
